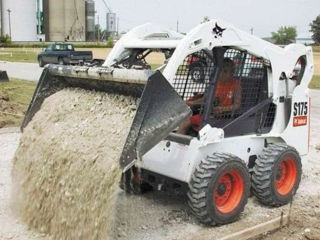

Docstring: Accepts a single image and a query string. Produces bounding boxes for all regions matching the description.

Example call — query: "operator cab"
[173,47,275,137]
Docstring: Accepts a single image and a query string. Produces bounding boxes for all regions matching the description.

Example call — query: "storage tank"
[1,0,37,41]
[44,0,65,41]
[85,0,95,41]
[43,0,86,42]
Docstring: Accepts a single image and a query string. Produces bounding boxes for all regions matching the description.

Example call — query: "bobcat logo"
[212,23,226,39]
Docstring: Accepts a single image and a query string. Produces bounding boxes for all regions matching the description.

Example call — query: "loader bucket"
[22,64,191,171]
[0,71,9,82]
[119,71,192,171]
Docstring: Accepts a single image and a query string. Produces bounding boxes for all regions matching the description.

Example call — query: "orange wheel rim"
[214,170,244,214]
[275,157,297,195]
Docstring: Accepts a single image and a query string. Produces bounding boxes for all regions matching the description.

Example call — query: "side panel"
[141,140,196,182]
[280,47,313,156]
[141,135,266,183]
[184,136,266,182]
[280,86,310,156]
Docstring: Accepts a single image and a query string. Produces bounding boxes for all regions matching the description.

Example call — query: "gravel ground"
[0,90,319,240]
[0,127,45,240]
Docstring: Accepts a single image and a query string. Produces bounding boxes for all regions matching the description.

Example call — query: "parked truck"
[37,43,93,67]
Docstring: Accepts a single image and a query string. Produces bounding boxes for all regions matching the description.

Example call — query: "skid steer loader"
[22,20,313,225]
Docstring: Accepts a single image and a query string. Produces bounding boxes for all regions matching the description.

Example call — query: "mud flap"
[0,71,9,82]
[119,71,192,171]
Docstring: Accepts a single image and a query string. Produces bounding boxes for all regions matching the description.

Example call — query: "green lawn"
[0,48,38,63]
[0,78,36,104]
[309,75,320,89]
[0,78,36,127]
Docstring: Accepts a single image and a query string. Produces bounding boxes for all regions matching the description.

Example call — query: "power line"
[100,0,112,13]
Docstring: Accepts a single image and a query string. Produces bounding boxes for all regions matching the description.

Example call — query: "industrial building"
[0,0,95,42]
[0,0,38,41]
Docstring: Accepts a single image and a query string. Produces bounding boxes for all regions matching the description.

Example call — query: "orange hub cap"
[214,170,244,214]
[275,157,297,195]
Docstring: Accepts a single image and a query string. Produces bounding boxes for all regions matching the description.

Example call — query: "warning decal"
[293,116,307,127]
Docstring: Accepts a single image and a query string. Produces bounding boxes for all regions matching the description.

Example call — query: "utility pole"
[250,27,253,35]
[176,20,179,33]
[0,0,3,36]
[7,9,11,39]
[36,0,41,35]
[117,17,119,36]
[97,15,100,41]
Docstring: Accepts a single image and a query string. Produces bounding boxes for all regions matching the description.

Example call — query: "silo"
[44,0,65,41]
[43,0,86,42]
[1,0,37,41]
[85,0,95,41]
[64,0,85,41]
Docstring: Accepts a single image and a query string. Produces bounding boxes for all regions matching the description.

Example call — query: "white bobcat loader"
[22,20,313,225]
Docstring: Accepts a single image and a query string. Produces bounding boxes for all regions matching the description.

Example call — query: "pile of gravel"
[11,88,136,240]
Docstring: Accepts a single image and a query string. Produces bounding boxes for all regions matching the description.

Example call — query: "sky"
[93,0,320,38]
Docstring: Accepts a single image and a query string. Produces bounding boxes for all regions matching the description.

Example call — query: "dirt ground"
[0,79,36,128]
[0,93,25,128]
[0,89,319,240]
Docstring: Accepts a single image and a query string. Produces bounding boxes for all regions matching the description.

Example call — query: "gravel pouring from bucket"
[22,64,191,171]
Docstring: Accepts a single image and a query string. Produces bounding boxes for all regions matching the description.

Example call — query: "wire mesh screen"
[172,47,275,136]
[207,48,274,135]
[173,50,215,100]
[261,103,276,129]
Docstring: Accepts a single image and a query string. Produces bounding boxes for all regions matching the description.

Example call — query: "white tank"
[43,0,86,42]
[1,0,37,41]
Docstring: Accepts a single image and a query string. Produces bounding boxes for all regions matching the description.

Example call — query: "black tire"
[252,143,302,207]
[38,57,45,67]
[58,57,64,65]
[189,62,205,83]
[119,167,153,194]
[188,153,250,226]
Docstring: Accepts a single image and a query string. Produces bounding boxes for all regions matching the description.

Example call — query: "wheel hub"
[214,171,244,214]
[217,183,227,196]
[275,157,297,195]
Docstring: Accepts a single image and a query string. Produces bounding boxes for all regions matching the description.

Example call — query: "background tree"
[95,24,103,41]
[310,15,320,44]
[271,26,297,44]
[106,36,114,48]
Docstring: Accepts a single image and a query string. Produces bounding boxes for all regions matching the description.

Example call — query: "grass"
[1,41,114,48]
[309,75,320,89]
[0,78,36,127]
[0,78,36,104]
[0,48,38,63]
[313,46,320,53]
